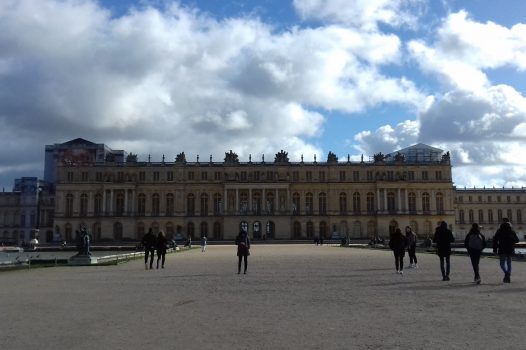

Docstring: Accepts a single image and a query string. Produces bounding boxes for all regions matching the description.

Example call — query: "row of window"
[458,209,523,224]
[457,195,522,203]
[65,169,445,183]
[62,191,445,217]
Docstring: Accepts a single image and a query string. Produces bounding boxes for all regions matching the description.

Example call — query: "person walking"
[235,229,250,274]
[433,221,455,281]
[142,228,156,270]
[389,228,408,275]
[156,231,168,269]
[405,226,418,268]
[493,218,519,283]
[464,223,486,284]
[201,235,207,253]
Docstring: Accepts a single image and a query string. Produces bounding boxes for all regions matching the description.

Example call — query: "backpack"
[468,234,483,251]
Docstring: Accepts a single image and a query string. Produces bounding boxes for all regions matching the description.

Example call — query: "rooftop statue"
[327,151,338,163]
[224,150,239,164]
[441,151,451,163]
[394,152,405,162]
[126,152,137,163]
[274,150,289,163]
[175,152,187,164]
[373,152,385,163]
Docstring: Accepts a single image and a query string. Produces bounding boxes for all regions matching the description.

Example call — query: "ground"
[1,245,525,350]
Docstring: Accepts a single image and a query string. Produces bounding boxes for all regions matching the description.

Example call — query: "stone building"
[51,141,457,241]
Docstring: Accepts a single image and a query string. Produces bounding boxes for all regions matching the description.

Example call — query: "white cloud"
[293,0,423,31]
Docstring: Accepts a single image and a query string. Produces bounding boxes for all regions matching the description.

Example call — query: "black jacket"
[142,232,156,250]
[389,234,407,254]
[433,224,455,257]
[464,231,487,253]
[493,223,519,255]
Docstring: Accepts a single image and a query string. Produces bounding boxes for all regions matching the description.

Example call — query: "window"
[215,172,222,181]
[468,196,472,202]
[352,192,361,213]
[117,172,124,182]
[435,171,442,180]
[517,209,522,224]
[367,171,373,181]
[305,193,313,215]
[214,193,222,215]
[488,210,494,223]
[254,171,260,181]
[478,196,482,202]
[81,172,88,182]
[407,171,415,181]
[386,171,393,181]
[266,171,273,181]
[96,172,103,182]
[488,196,492,202]
[408,192,416,213]
[507,209,513,222]
[387,192,395,213]
[153,171,160,181]
[306,171,312,181]
[353,171,359,182]
[459,210,465,223]
[436,192,444,214]
[200,194,209,216]
[339,192,347,214]
[167,171,174,181]
[421,171,428,180]
[115,192,124,216]
[292,193,300,215]
[497,196,501,203]
[318,193,327,215]
[458,196,463,203]
[201,172,208,181]
[188,172,194,181]
[478,209,484,223]
[166,194,174,216]
[65,194,74,217]
[187,194,195,216]
[339,171,346,181]
[94,193,102,216]
[367,192,375,213]
[422,192,430,212]
[152,194,160,216]
[497,209,503,223]
[507,196,511,203]
[80,194,88,216]
[516,196,521,203]
[67,172,74,182]
[240,172,247,181]
[137,194,146,216]
[139,172,145,182]
[319,171,325,182]
[469,209,474,223]
[293,171,299,182]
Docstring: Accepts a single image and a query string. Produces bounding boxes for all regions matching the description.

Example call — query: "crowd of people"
[389,218,520,283]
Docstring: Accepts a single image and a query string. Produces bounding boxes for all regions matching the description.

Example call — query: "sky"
[1,0,526,190]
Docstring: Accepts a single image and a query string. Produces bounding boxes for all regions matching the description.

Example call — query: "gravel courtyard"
[1,244,525,350]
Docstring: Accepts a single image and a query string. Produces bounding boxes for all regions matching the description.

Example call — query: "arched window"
[339,192,347,215]
[436,192,444,214]
[366,192,375,214]
[136,222,145,240]
[187,194,195,216]
[318,193,327,215]
[293,221,302,239]
[507,209,513,223]
[79,193,88,217]
[200,193,209,216]
[352,221,362,237]
[265,192,274,214]
[408,192,417,213]
[387,192,396,213]
[468,209,474,223]
[253,192,261,215]
[305,193,313,215]
[65,194,74,217]
[497,209,503,223]
[240,221,248,232]
[213,193,222,215]
[459,210,465,223]
[152,194,160,216]
[187,222,195,238]
[137,194,146,216]
[319,221,327,239]
[266,221,275,239]
[65,223,73,241]
[292,192,300,215]
[422,192,430,213]
[517,209,522,224]
[488,210,494,223]
[213,222,222,239]
[253,221,261,239]
[115,192,124,216]
[478,210,484,223]
[352,192,361,214]
[306,221,314,238]
[94,193,103,216]
[166,193,174,216]
[240,192,248,214]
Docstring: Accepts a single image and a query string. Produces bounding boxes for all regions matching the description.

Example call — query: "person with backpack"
[389,228,408,275]
[405,226,418,268]
[464,223,486,284]
[493,218,519,283]
[433,221,455,281]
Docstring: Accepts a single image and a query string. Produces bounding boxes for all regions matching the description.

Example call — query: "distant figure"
[201,236,207,252]
[142,228,156,270]
[464,223,486,284]
[235,230,251,274]
[493,218,519,283]
[433,221,455,281]
[405,226,418,268]
[186,235,192,249]
[389,228,408,275]
[156,231,167,269]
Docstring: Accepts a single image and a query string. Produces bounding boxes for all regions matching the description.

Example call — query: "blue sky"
[1,0,526,190]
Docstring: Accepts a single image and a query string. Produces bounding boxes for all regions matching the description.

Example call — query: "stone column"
[110,190,114,216]
[124,190,128,216]
[102,190,106,215]
[376,189,381,211]
[397,189,401,214]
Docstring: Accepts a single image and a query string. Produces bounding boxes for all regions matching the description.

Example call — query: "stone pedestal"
[68,254,98,266]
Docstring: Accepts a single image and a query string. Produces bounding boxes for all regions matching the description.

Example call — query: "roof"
[61,138,97,146]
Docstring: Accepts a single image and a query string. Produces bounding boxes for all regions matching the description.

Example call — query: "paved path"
[1,245,525,350]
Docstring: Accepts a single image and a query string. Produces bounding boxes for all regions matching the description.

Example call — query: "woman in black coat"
[156,231,168,269]
[464,223,486,284]
[235,230,250,274]
[389,228,408,275]
[433,221,455,281]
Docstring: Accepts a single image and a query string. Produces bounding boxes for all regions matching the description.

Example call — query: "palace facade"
[2,138,525,244]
